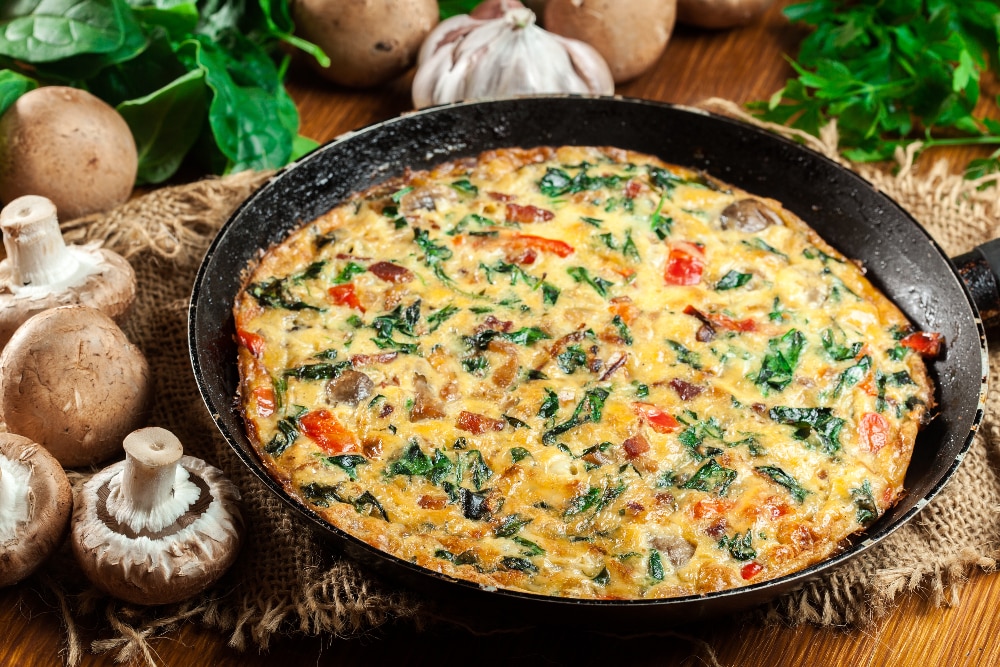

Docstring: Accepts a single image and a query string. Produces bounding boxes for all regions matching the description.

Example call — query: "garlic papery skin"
[412,5,614,109]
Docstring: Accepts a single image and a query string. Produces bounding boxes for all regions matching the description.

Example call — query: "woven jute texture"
[27,101,1000,664]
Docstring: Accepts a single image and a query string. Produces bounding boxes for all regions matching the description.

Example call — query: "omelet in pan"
[234,146,938,599]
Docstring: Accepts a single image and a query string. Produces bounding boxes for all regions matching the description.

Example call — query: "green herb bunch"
[438,0,483,19]
[0,0,331,184]
[753,0,1000,178]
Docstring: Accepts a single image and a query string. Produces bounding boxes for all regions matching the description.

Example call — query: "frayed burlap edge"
[32,102,1000,664]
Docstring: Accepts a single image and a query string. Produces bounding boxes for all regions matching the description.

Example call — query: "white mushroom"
[0,433,73,587]
[0,195,135,348]
[0,304,152,467]
[71,427,243,605]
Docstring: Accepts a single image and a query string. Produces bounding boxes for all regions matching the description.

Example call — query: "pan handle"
[954,237,1000,332]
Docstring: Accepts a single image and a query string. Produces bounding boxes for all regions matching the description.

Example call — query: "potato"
[544,0,678,84]
[677,0,775,29]
[0,87,137,220]
[292,0,439,88]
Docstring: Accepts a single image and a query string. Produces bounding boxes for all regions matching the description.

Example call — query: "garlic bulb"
[412,0,614,109]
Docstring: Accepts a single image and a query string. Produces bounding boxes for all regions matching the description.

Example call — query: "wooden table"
[5,2,1000,665]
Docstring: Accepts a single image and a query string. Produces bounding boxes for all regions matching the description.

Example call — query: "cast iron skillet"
[189,97,996,627]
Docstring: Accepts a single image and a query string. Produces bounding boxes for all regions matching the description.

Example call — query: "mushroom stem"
[0,195,80,288]
[109,427,200,534]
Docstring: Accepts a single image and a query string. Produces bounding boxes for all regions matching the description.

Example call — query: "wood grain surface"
[3,2,999,665]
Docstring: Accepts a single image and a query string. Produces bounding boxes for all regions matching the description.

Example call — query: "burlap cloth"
[27,99,1000,665]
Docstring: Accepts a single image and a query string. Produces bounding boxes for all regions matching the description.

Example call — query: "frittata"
[234,146,938,599]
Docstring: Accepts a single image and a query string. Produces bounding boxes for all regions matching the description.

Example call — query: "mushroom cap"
[0,248,135,348]
[0,86,137,219]
[0,432,73,587]
[0,195,137,349]
[71,451,243,605]
[0,305,152,467]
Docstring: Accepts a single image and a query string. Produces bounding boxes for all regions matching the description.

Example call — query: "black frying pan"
[188,97,993,627]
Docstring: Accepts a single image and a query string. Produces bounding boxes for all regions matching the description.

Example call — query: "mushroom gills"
[104,465,205,537]
[71,427,242,604]
[0,455,32,541]
[0,434,74,588]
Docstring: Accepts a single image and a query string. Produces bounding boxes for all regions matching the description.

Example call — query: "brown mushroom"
[0,86,137,219]
[545,0,677,83]
[0,305,152,467]
[0,195,136,348]
[0,433,73,587]
[71,427,242,605]
[326,369,375,406]
[651,534,697,568]
[410,373,446,421]
[719,198,783,232]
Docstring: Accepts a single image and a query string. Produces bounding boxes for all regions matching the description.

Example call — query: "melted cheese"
[234,146,934,599]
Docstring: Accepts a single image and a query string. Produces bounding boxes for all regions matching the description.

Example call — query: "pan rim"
[188,94,988,611]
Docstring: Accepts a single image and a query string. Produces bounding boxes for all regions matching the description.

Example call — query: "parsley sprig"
[753,1,1000,178]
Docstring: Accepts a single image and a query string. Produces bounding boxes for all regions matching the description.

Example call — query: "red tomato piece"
[860,412,890,454]
[901,331,944,358]
[506,203,555,223]
[299,410,359,454]
[237,329,265,357]
[368,261,413,283]
[624,179,642,199]
[328,283,365,312]
[456,410,506,434]
[741,562,763,580]
[488,191,515,202]
[632,402,680,433]
[252,386,276,418]
[510,234,574,257]
[664,242,705,286]
[507,247,538,265]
